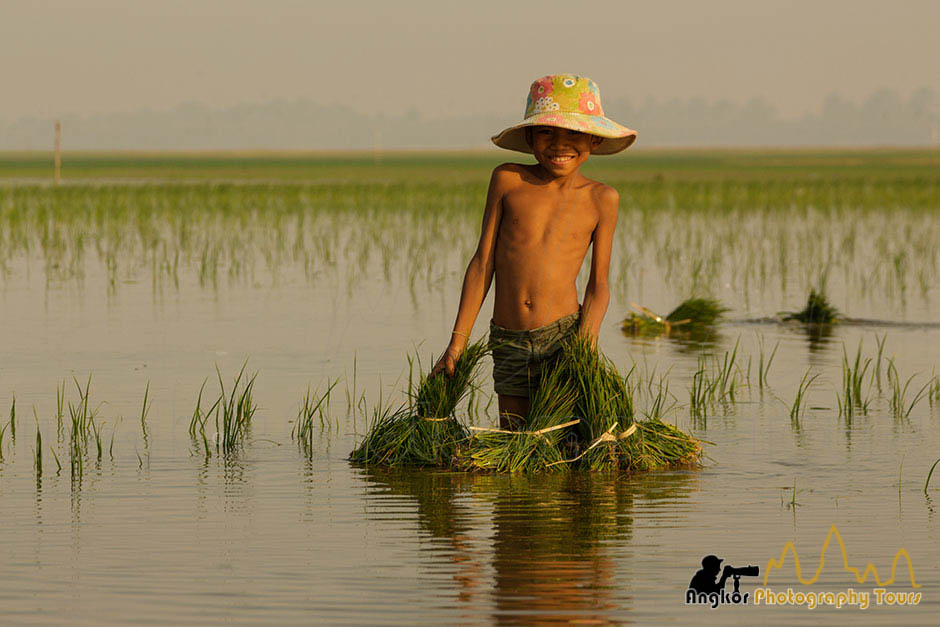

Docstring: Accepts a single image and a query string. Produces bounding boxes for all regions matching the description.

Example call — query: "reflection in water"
[665,328,724,355]
[803,322,834,352]
[621,326,724,356]
[220,457,254,514]
[361,467,698,623]
[484,473,631,624]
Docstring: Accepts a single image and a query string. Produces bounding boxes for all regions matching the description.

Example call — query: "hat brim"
[491,112,637,155]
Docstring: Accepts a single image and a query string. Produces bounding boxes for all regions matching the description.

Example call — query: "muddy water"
[1,197,938,624]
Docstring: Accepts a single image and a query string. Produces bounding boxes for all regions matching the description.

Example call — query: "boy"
[431,74,637,428]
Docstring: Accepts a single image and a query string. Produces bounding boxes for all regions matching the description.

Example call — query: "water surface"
[1,155,938,623]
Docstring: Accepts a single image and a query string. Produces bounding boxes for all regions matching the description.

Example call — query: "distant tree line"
[1,88,937,150]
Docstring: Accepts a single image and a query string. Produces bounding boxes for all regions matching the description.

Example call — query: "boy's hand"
[430,345,462,378]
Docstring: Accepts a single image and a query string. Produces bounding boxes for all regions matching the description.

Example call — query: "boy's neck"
[532,164,585,187]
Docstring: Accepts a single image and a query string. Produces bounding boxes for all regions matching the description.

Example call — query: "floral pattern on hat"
[532,96,560,114]
[529,78,554,105]
[524,75,605,118]
[494,73,637,155]
[578,90,600,115]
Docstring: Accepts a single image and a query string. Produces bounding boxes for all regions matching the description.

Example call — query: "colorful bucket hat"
[492,74,637,155]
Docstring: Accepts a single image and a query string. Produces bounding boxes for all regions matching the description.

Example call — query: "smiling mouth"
[549,155,576,165]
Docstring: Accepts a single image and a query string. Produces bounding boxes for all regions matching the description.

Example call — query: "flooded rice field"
[0,151,938,623]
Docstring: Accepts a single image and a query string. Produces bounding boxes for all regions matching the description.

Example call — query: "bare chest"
[499,188,597,247]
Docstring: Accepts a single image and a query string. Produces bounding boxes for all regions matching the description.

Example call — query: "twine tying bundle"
[468,419,581,443]
[546,422,637,467]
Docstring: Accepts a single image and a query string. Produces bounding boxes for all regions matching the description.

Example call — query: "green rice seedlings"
[89,417,104,463]
[461,336,702,474]
[412,341,489,420]
[0,417,6,462]
[887,361,932,420]
[49,444,62,474]
[109,418,120,460]
[214,362,258,455]
[556,336,636,471]
[643,367,676,421]
[622,298,728,336]
[781,288,840,323]
[666,298,729,327]
[460,361,577,473]
[872,333,887,392]
[926,458,940,496]
[55,380,65,441]
[189,378,211,435]
[189,378,220,458]
[8,394,15,442]
[757,335,779,391]
[837,342,872,418]
[689,357,710,421]
[140,381,152,439]
[713,337,742,403]
[688,340,743,420]
[351,403,471,467]
[292,380,339,455]
[69,414,84,482]
[789,368,820,426]
[931,372,940,409]
[349,340,487,467]
[620,418,702,472]
[33,407,42,476]
[562,335,634,436]
[70,375,94,439]
[66,377,98,480]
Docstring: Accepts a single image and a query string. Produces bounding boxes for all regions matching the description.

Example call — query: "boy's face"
[526,126,602,177]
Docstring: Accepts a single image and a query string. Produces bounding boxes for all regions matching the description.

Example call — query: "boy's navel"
[524,299,532,308]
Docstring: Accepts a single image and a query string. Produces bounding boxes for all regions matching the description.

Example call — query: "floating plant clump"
[622,298,728,337]
[781,289,840,324]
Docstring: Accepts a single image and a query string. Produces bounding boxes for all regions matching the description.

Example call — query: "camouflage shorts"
[489,310,580,398]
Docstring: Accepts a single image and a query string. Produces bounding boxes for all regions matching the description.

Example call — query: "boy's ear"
[524,127,533,148]
[590,135,603,150]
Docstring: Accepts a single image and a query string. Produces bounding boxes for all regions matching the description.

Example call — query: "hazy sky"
[3,0,939,121]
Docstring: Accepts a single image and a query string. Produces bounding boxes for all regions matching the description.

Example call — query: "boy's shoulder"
[590,179,620,208]
[490,162,532,182]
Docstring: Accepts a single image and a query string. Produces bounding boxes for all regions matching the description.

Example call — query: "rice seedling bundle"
[563,337,701,472]
[551,336,637,472]
[622,298,727,336]
[350,336,702,474]
[781,289,839,323]
[619,418,702,472]
[459,362,577,473]
[349,340,488,467]
[351,404,470,467]
[461,336,701,473]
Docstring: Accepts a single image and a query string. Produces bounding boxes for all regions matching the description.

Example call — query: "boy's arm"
[431,166,510,377]
[579,186,619,342]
